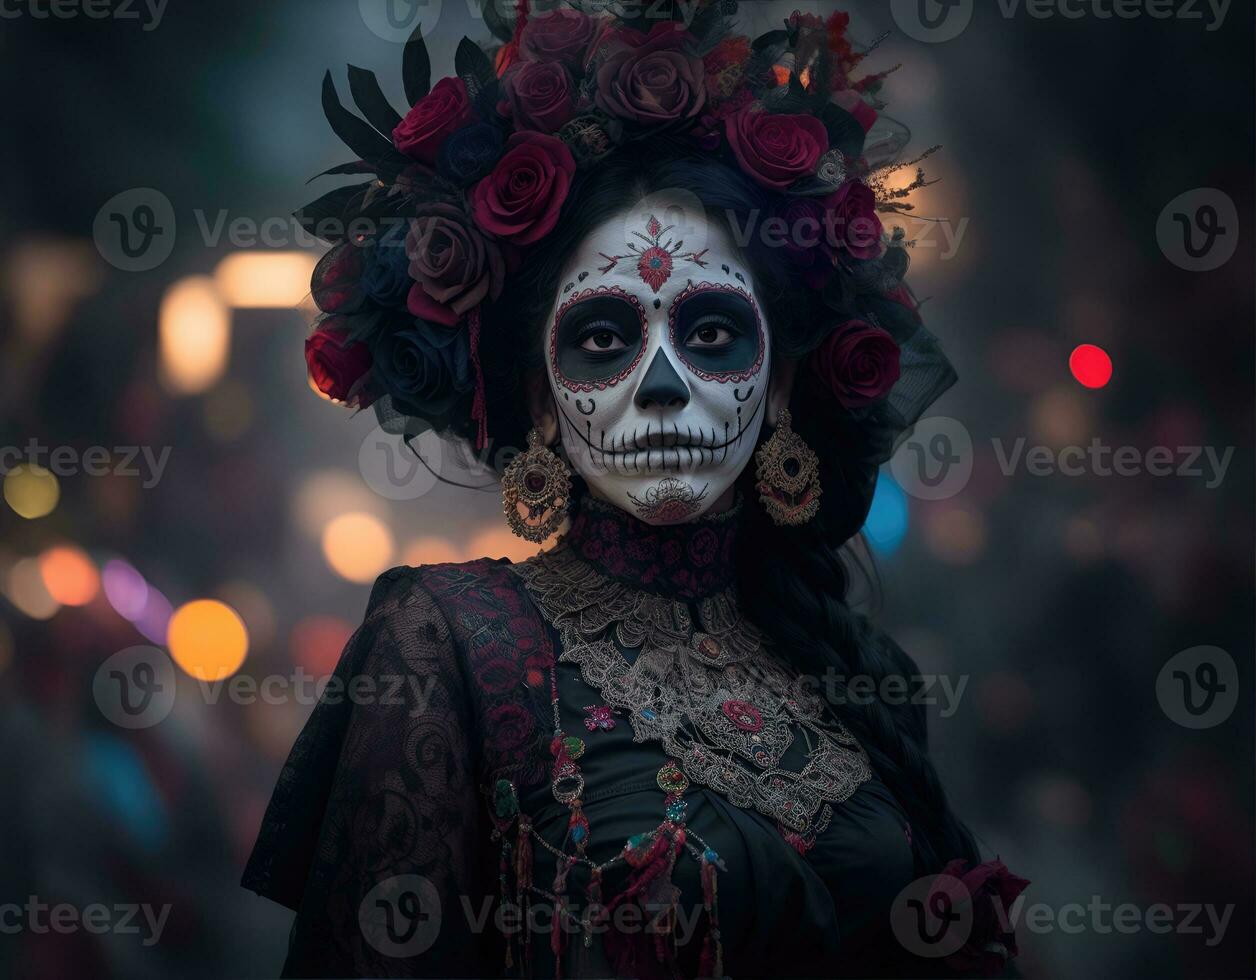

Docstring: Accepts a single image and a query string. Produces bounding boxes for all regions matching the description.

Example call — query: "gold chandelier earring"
[754,408,822,526]
[502,429,572,542]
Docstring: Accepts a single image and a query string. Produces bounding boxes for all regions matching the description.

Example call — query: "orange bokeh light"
[167,598,249,681]
[38,545,99,606]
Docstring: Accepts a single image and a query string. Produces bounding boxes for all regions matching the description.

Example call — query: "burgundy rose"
[811,320,901,409]
[595,23,706,126]
[703,34,751,102]
[518,7,598,69]
[771,197,837,269]
[470,132,576,245]
[725,106,829,190]
[305,322,374,406]
[502,61,576,134]
[405,202,505,327]
[824,179,883,260]
[392,77,477,164]
[937,859,1031,978]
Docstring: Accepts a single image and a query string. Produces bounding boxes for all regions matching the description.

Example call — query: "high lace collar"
[559,493,741,600]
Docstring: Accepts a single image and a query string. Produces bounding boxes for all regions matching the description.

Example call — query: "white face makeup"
[544,192,770,524]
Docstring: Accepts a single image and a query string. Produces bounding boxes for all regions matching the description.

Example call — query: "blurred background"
[0,1,1251,978]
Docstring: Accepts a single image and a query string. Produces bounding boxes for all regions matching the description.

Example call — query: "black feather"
[321,71,396,163]
[347,65,403,135]
[402,23,432,105]
[294,182,372,244]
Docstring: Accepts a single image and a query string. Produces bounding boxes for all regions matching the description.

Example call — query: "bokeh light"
[321,512,395,583]
[167,598,249,681]
[102,559,149,620]
[466,525,557,564]
[402,536,463,568]
[864,475,909,555]
[923,506,987,565]
[38,545,100,606]
[134,585,173,645]
[159,276,231,395]
[1069,343,1113,389]
[214,252,318,309]
[289,615,354,676]
[3,463,60,519]
[5,557,61,619]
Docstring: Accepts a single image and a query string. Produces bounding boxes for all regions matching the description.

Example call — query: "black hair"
[477,136,979,874]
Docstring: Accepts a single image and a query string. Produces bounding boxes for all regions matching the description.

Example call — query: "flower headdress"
[302,1,954,455]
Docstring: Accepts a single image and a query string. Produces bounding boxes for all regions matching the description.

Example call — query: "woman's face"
[542,192,771,524]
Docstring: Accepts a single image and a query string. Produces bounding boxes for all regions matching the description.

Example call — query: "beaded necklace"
[489,658,726,979]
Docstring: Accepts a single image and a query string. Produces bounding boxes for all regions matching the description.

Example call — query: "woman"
[245,3,1027,976]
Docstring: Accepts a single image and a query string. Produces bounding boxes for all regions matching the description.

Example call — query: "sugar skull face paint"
[544,193,770,524]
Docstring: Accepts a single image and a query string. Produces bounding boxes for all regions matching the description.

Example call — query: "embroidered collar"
[561,493,741,600]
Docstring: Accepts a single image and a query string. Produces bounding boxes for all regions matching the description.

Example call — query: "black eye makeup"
[669,283,764,381]
[551,288,648,390]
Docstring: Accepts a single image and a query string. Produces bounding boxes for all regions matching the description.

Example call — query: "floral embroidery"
[583,704,617,731]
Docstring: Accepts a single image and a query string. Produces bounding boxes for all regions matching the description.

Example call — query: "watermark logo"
[1157,188,1239,272]
[0,897,171,946]
[92,188,176,272]
[359,874,442,958]
[890,0,974,43]
[93,646,177,730]
[890,416,974,501]
[359,0,443,42]
[890,873,973,958]
[359,425,444,501]
[0,0,168,30]
[1156,645,1238,729]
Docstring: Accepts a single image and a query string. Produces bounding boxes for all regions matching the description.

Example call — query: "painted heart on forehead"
[543,191,771,525]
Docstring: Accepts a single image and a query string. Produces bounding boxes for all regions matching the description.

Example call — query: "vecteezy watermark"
[1157,188,1240,272]
[93,646,178,729]
[1,440,172,488]
[794,670,969,719]
[193,669,438,713]
[891,874,1236,960]
[890,0,1229,43]
[359,425,443,501]
[890,416,975,501]
[0,0,167,31]
[0,897,171,947]
[359,875,443,958]
[1156,645,1238,729]
[991,438,1234,489]
[92,188,177,272]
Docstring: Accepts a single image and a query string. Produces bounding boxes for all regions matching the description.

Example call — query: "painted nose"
[635,349,690,410]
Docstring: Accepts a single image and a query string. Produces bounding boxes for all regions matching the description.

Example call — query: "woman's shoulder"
[364,556,532,622]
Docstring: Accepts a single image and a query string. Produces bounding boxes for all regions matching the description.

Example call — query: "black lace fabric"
[242,568,498,978]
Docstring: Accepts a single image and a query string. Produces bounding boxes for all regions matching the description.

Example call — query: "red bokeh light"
[1069,344,1113,389]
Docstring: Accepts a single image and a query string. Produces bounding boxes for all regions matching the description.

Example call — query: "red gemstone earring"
[502,428,572,542]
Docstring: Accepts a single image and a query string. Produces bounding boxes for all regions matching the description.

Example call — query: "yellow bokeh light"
[214,252,318,309]
[465,525,559,565]
[159,276,231,395]
[38,545,99,606]
[5,558,61,620]
[3,464,60,519]
[167,599,249,681]
[321,512,395,584]
[402,536,463,568]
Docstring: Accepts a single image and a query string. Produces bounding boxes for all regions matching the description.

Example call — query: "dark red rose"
[502,61,576,134]
[703,34,751,102]
[392,77,477,164]
[811,319,901,409]
[470,132,576,245]
[937,859,1031,978]
[770,197,837,269]
[725,105,828,190]
[405,202,505,326]
[518,6,598,68]
[824,179,883,260]
[595,23,706,126]
[305,322,374,406]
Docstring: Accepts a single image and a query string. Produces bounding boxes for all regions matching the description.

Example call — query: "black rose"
[437,122,507,187]
[360,224,412,308]
[371,319,473,423]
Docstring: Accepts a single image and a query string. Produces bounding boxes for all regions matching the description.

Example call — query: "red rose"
[405,201,506,327]
[703,35,751,102]
[518,6,598,68]
[305,322,374,406]
[811,320,901,409]
[937,859,1031,978]
[470,132,575,245]
[502,61,576,134]
[825,180,883,260]
[391,77,477,164]
[595,23,706,125]
[725,106,829,190]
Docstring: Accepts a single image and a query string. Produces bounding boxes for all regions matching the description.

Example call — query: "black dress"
[244,496,918,978]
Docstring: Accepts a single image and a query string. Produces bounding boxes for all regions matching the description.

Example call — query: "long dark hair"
[478,137,979,874]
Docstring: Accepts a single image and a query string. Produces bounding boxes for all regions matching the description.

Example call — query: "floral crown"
[302,1,953,453]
